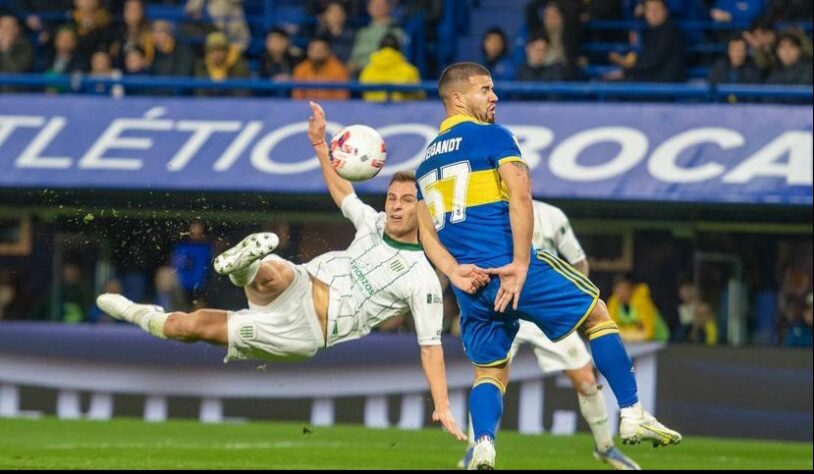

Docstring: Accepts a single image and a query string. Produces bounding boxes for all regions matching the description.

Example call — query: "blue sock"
[469,378,504,441]
[589,331,639,408]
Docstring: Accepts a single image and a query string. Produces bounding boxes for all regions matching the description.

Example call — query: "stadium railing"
[1,73,811,102]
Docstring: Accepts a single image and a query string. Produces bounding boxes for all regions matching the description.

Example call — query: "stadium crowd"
[0,0,811,98]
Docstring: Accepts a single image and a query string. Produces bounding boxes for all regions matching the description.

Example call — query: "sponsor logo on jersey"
[350,262,375,296]
[426,293,443,304]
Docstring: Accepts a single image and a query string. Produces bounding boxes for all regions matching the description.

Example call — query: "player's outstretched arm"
[416,201,489,294]
[307,101,354,209]
[420,344,466,441]
[487,161,534,312]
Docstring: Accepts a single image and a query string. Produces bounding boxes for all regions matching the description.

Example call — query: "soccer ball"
[329,124,387,182]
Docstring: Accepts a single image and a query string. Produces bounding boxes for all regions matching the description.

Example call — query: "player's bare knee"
[581,299,611,333]
[569,365,598,396]
[164,312,197,341]
[252,261,294,293]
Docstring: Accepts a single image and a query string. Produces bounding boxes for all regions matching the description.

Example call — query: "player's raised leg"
[213,232,280,286]
[96,293,227,345]
[582,301,682,447]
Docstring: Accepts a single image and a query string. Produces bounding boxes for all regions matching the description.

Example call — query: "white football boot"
[620,404,682,447]
[213,232,279,286]
[467,436,496,470]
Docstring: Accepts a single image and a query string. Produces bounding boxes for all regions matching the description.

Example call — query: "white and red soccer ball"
[329,124,387,182]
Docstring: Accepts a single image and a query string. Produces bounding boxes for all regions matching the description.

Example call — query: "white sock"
[129,306,168,339]
[578,386,614,453]
[620,402,643,418]
[228,260,261,287]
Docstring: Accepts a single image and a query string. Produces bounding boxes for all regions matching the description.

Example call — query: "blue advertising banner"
[0,95,811,205]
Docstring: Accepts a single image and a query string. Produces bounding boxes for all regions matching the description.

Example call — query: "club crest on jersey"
[239,324,256,340]
[389,259,406,273]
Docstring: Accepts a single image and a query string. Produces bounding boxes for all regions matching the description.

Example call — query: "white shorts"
[225,262,326,362]
[509,320,592,373]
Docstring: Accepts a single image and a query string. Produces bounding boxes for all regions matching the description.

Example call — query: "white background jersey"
[531,200,586,265]
[304,194,444,348]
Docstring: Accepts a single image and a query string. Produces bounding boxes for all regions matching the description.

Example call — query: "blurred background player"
[460,199,640,470]
[415,62,681,470]
[97,102,488,442]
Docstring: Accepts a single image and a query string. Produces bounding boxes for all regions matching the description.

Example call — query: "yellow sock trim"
[586,321,620,341]
[473,376,506,395]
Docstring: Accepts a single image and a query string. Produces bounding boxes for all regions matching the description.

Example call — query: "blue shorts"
[453,250,600,367]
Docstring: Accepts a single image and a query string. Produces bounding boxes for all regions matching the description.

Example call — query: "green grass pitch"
[1,417,811,470]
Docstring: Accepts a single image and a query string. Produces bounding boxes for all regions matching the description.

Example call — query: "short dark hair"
[389,170,416,186]
[526,30,550,46]
[379,33,400,51]
[482,26,508,57]
[776,30,803,50]
[727,33,747,46]
[267,27,289,38]
[437,62,491,104]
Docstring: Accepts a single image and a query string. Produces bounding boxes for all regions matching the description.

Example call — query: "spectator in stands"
[150,20,194,77]
[109,0,154,68]
[525,1,581,76]
[123,45,149,74]
[13,0,74,54]
[710,0,764,26]
[44,27,87,75]
[708,35,762,84]
[348,0,405,76]
[260,27,302,81]
[606,0,685,83]
[607,273,670,342]
[34,262,93,323]
[313,0,355,64]
[765,31,814,85]
[89,49,124,97]
[70,0,115,67]
[359,33,423,102]
[170,221,213,305]
[629,0,709,23]
[677,280,718,345]
[193,31,250,97]
[292,36,350,100]
[0,14,34,80]
[481,27,515,81]
[0,272,24,321]
[153,265,188,313]
[782,296,812,348]
[185,0,249,53]
[516,32,569,82]
[742,20,777,71]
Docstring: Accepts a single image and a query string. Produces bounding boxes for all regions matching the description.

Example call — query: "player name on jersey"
[424,137,463,160]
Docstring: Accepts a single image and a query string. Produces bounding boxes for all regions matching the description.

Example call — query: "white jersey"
[304,194,444,348]
[531,200,586,265]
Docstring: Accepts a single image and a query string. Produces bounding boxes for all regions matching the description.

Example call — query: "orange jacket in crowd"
[291,56,350,100]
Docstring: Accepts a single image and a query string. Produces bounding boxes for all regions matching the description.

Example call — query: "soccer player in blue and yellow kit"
[415,63,682,470]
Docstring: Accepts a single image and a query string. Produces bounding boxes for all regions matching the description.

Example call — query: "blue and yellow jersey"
[416,114,524,268]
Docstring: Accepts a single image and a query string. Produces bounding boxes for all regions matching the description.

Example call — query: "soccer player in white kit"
[96,102,490,441]
[461,200,640,470]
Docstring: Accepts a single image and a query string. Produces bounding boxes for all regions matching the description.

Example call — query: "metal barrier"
[1,73,812,102]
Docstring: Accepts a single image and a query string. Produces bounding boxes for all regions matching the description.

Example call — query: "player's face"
[463,75,498,123]
[384,181,418,240]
